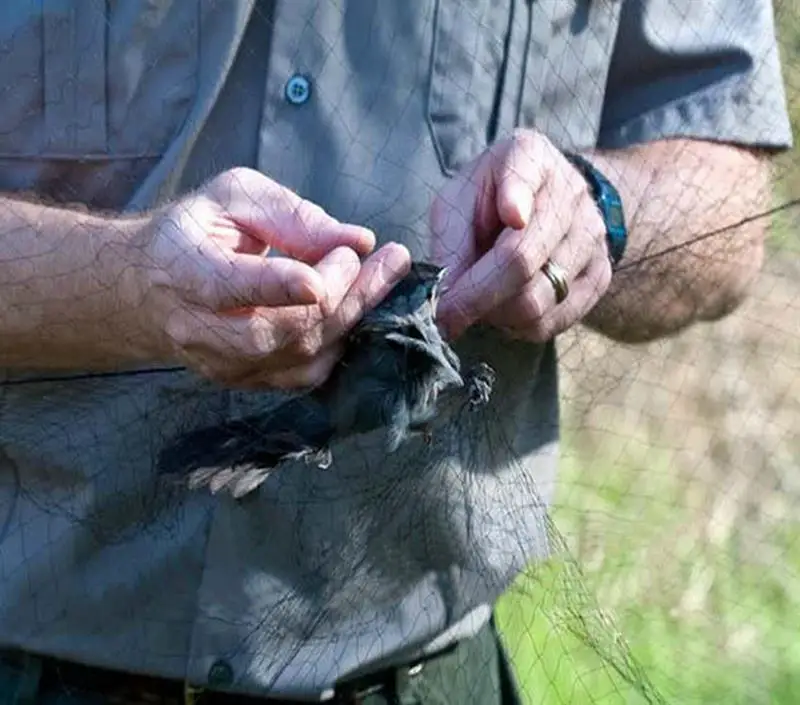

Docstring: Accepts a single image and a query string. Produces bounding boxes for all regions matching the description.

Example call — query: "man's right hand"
[121,167,411,389]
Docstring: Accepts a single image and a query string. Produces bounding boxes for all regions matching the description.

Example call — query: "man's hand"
[430,130,612,343]
[123,167,411,389]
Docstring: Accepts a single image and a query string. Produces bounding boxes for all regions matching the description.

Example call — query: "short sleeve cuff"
[598,71,794,152]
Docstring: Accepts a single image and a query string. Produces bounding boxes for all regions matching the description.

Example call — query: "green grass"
[496,433,800,704]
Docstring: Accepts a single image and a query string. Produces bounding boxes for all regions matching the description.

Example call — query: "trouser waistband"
[0,640,458,705]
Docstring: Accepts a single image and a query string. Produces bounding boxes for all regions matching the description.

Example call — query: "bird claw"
[307,447,333,470]
[316,448,333,469]
[465,363,496,409]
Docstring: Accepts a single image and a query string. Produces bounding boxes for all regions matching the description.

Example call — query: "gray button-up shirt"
[0,0,791,700]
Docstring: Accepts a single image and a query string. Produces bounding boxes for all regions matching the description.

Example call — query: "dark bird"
[157,261,495,498]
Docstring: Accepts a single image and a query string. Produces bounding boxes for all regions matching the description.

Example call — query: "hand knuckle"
[205,167,267,207]
[195,277,221,306]
[302,368,328,389]
[510,128,538,151]
[292,198,326,230]
[497,241,538,283]
[183,353,225,384]
[269,365,319,391]
[519,293,544,322]
[290,331,323,360]
[526,321,549,343]
[205,169,236,198]
[164,313,190,348]
[217,166,255,190]
[241,325,276,358]
[267,376,296,391]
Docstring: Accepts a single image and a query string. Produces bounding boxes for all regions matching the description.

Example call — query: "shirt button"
[285,74,311,105]
[207,659,234,687]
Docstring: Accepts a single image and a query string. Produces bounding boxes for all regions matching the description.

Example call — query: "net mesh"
[1,1,799,703]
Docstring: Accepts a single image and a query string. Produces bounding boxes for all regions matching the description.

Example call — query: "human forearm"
[580,139,772,343]
[0,196,150,370]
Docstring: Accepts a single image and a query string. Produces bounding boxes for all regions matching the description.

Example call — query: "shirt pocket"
[425,0,515,176]
[0,0,200,159]
[517,0,623,150]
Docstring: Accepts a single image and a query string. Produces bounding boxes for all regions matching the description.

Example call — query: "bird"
[156,261,495,498]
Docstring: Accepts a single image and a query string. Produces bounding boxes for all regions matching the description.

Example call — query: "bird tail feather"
[156,396,334,497]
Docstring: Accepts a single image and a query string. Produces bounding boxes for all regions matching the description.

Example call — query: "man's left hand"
[430,129,613,343]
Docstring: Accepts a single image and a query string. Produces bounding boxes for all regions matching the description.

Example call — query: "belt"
[0,644,455,705]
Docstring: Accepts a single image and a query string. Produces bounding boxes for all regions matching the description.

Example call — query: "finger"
[169,245,410,386]
[534,251,613,341]
[485,273,558,331]
[264,241,411,357]
[157,201,328,310]
[204,167,376,259]
[166,241,360,378]
[320,242,412,347]
[438,155,589,339]
[429,136,544,287]
[487,210,601,328]
[491,133,547,233]
[260,241,411,389]
[256,245,362,356]
[207,214,270,256]
[185,251,326,311]
[512,243,613,343]
[198,240,408,388]
[521,191,605,314]
[313,246,362,316]
[234,233,270,256]
[437,189,561,339]
[169,301,333,385]
[210,244,361,351]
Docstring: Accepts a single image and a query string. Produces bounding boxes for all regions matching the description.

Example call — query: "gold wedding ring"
[541,259,569,304]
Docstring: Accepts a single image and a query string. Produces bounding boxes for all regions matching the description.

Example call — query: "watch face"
[607,205,625,229]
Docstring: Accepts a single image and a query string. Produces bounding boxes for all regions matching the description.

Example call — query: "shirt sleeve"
[597,0,794,151]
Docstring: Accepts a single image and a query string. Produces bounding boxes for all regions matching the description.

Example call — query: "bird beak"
[431,266,450,315]
[441,363,464,388]
[436,266,450,292]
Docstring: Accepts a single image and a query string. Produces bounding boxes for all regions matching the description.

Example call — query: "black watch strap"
[563,152,628,268]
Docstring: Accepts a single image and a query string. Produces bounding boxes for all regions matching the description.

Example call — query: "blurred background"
[495,3,800,703]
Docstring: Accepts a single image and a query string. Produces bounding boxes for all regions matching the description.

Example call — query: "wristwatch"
[563,152,627,268]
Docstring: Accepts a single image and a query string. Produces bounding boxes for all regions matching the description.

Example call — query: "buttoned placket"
[185,0,339,699]
[255,0,327,191]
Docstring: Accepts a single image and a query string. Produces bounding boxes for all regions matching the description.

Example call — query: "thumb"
[191,253,326,311]
[429,178,479,289]
[204,167,376,261]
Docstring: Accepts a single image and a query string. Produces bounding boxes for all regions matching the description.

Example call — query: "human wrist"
[0,197,160,370]
[562,150,631,269]
[92,212,172,366]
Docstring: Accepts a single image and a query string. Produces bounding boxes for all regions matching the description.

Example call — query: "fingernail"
[290,271,324,304]
[351,226,376,254]
[509,183,533,229]
[381,242,411,278]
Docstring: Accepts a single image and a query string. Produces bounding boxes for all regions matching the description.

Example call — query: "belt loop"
[184,681,205,705]
[12,654,42,705]
[393,661,425,705]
